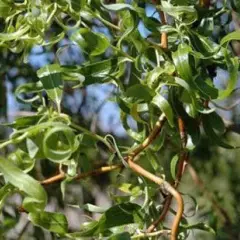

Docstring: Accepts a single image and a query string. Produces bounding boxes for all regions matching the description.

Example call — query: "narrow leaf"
[0,157,47,212]
[29,211,68,234]
[39,65,63,111]
[152,94,174,127]
[220,30,240,46]
[170,154,179,180]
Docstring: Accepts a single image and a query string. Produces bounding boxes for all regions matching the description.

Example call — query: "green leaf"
[0,184,16,211]
[43,125,79,162]
[150,130,166,152]
[160,1,197,25]
[2,115,43,130]
[26,138,39,159]
[15,81,43,104]
[71,0,86,11]
[97,203,143,232]
[194,76,219,99]
[175,77,214,114]
[101,2,135,12]
[125,84,154,102]
[172,44,193,82]
[220,30,240,46]
[0,1,11,18]
[79,58,119,85]
[65,221,99,238]
[81,204,107,213]
[66,203,143,237]
[121,111,146,142]
[39,65,63,112]
[118,183,142,197]
[0,157,47,212]
[0,25,30,41]
[170,154,179,180]
[218,56,239,99]
[8,149,35,173]
[169,88,200,147]
[198,17,214,36]
[182,222,215,234]
[71,28,110,56]
[202,115,235,149]
[188,30,221,58]
[146,150,159,171]
[207,112,225,134]
[146,65,175,89]
[29,211,68,234]
[37,64,84,87]
[152,94,174,127]
[117,9,138,48]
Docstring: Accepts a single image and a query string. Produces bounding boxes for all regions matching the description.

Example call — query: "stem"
[159,11,168,49]
[147,117,188,234]
[41,164,123,185]
[153,0,168,49]
[130,114,166,157]
[0,140,13,149]
[41,113,184,239]
[128,159,183,240]
[75,164,122,180]
[41,172,65,185]
[41,115,166,185]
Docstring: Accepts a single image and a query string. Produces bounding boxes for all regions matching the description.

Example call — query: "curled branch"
[41,114,183,239]
[128,159,183,240]
[147,117,188,234]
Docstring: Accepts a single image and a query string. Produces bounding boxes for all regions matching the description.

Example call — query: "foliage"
[0,0,240,239]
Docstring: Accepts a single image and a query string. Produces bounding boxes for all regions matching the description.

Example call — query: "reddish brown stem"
[128,159,183,240]
[41,114,166,185]
[40,114,183,239]
[159,11,168,49]
[41,164,123,185]
[41,172,65,185]
[147,117,188,233]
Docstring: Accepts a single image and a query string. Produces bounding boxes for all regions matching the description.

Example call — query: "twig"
[41,164,122,185]
[130,114,167,158]
[75,164,122,180]
[152,0,168,49]
[159,11,168,49]
[147,117,188,233]
[41,113,183,239]
[41,172,66,185]
[128,159,183,240]
[147,196,172,233]
[41,114,166,185]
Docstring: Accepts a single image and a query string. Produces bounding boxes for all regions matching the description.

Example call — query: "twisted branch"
[147,117,188,233]
[40,114,183,239]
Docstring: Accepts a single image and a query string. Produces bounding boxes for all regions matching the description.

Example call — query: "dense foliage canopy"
[0,0,240,239]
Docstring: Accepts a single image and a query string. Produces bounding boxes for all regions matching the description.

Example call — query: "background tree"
[0,0,240,239]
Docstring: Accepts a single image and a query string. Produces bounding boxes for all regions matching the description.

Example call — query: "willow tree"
[0,0,240,239]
